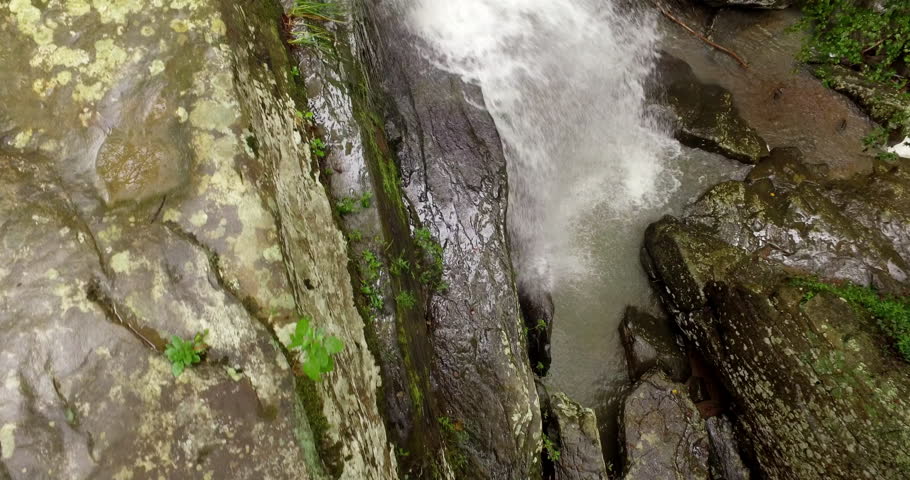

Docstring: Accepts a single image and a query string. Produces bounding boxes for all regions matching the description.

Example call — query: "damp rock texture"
[0,1,395,479]
[815,64,910,135]
[698,0,790,8]
[620,370,710,480]
[537,386,609,480]
[359,2,541,477]
[643,154,910,478]
[655,54,768,164]
[619,307,690,382]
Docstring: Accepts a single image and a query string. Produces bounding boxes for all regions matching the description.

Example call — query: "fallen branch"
[658,7,750,69]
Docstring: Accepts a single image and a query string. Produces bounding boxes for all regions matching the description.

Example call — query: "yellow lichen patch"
[91,0,142,24]
[149,59,165,75]
[9,0,55,46]
[65,0,92,17]
[0,424,16,460]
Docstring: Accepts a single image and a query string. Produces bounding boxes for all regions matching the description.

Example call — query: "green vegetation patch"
[797,0,910,89]
[165,330,209,377]
[289,316,345,381]
[288,1,346,54]
[791,277,910,361]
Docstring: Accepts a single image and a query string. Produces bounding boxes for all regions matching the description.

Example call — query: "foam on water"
[406,0,681,288]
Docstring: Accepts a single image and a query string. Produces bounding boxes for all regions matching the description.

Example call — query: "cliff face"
[0,1,395,478]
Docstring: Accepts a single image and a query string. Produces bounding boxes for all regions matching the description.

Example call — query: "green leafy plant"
[288,316,345,381]
[291,65,301,77]
[796,0,909,89]
[359,192,373,209]
[390,256,410,276]
[791,277,910,361]
[165,330,209,378]
[347,229,363,242]
[414,227,446,291]
[542,433,561,462]
[336,196,357,216]
[359,250,384,314]
[310,138,327,158]
[536,318,547,331]
[396,290,417,310]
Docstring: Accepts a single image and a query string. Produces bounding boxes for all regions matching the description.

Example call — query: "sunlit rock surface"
[0,1,395,478]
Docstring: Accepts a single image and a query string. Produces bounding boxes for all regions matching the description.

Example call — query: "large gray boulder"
[620,370,710,480]
[0,1,395,479]
[643,157,910,478]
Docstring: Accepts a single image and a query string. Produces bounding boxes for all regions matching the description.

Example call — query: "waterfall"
[405,0,681,291]
[403,0,748,450]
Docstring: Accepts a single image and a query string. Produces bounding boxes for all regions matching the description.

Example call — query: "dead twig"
[658,7,750,69]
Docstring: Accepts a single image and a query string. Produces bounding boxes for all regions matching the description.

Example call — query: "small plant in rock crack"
[542,433,561,462]
[336,196,358,216]
[396,290,417,310]
[389,256,410,276]
[289,316,345,381]
[165,330,209,378]
[359,191,373,209]
[310,137,327,158]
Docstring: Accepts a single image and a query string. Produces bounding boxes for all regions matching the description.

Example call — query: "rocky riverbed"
[1,0,908,479]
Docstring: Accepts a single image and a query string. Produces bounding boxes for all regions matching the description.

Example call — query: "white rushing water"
[408,0,680,286]
[406,0,749,453]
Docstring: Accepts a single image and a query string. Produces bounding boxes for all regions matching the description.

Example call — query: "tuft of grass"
[165,330,209,377]
[288,1,346,54]
[288,316,345,381]
[791,277,910,361]
[390,256,410,276]
[396,290,417,310]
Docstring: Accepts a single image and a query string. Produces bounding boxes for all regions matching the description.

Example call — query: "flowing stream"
[406,0,749,455]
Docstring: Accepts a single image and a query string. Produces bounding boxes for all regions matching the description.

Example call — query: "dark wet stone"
[706,415,751,480]
[656,54,768,164]
[698,0,790,8]
[538,383,610,480]
[361,2,540,477]
[620,370,710,480]
[643,159,910,478]
[619,307,690,382]
[521,285,556,376]
[815,64,910,135]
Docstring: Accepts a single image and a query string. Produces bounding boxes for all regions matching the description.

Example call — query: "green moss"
[791,277,910,361]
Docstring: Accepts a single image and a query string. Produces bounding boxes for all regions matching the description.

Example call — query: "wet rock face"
[698,0,790,8]
[361,2,541,478]
[655,54,768,164]
[619,307,690,382]
[706,415,751,480]
[815,64,910,136]
[0,1,395,479]
[620,370,710,480]
[545,392,609,480]
[521,285,555,376]
[643,158,910,478]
